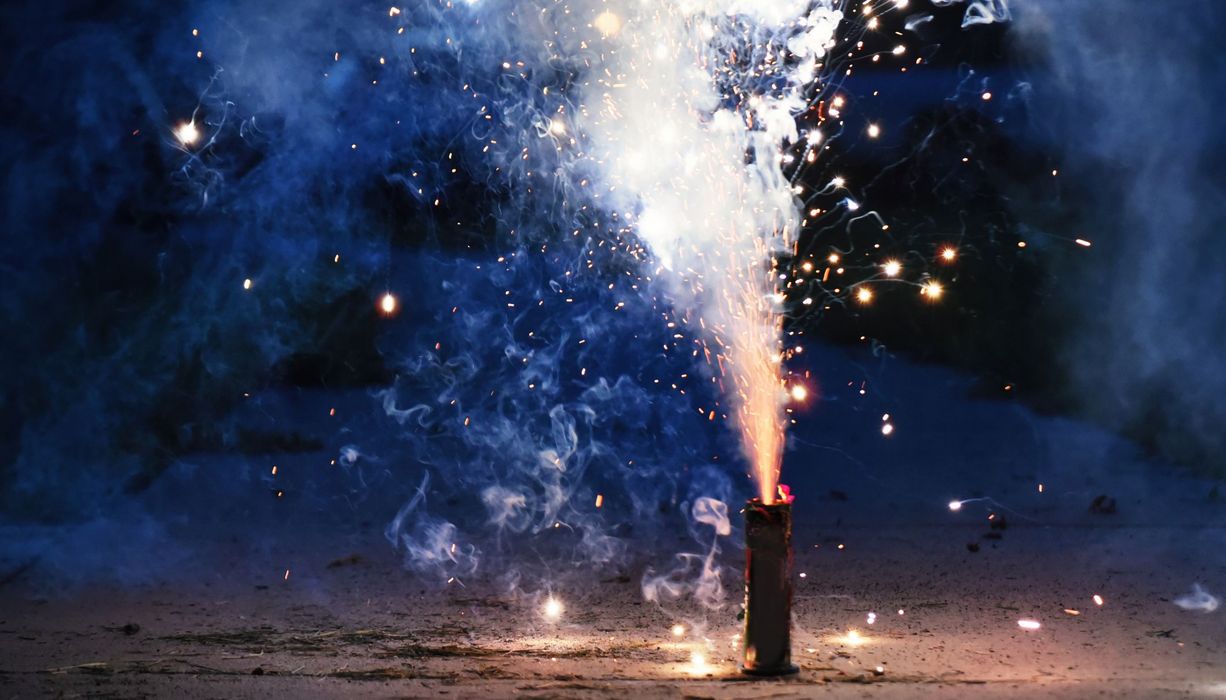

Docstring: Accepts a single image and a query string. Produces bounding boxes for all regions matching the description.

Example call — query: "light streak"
[1017,619,1041,631]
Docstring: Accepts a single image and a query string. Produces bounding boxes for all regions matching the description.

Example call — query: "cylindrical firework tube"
[741,499,798,676]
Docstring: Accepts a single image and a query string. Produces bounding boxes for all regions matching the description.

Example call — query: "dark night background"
[2,0,1225,587]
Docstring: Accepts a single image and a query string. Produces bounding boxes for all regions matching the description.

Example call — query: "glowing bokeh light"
[174,120,199,146]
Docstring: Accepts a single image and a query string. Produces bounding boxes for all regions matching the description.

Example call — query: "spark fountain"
[571,0,842,674]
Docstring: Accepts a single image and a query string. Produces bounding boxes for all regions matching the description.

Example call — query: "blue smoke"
[0,0,747,590]
[1011,0,1226,470]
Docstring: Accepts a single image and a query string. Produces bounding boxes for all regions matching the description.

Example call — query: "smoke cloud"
[1011,0,1226,472]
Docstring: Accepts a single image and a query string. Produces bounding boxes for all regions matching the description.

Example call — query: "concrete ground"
[2,350,1224,698]
[2,517,1223,698]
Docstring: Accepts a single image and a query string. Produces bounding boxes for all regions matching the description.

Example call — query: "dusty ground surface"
[3,353,1225,698]
[2,517,1224,699]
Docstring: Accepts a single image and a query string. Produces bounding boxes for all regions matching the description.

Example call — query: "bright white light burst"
[174,120,199,146]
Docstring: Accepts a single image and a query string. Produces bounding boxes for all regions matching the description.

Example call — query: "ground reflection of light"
[542,596,563,621]
[828,629,871,647]
[687,649,712,676]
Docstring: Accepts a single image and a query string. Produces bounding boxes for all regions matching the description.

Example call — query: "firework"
[741,497,798,676]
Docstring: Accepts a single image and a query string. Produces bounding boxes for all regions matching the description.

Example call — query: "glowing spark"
[828,252,840,264]
[1017,619,1041,631]
[1093,594,1104,606]
[542,596,564,621]
[866,612,877,625]
[892,44,906,55]
[948,500,964,512]
[940,247,957,262]
[379,292,398,315]
[548,118,567,136]
[982,91,993,100]
[921,280,943,300]
[595,493,603,508]
[866,123,881,139]
[174,121,199,146]
[242,278,252,290]
[1075,238,1092,247]
[790,385,808,402]
[593,11,622,36]
[840,629,868,646]
[671,624,686,637]
[882,260,902,277]
[894,0,909,7]
[880,423,894,436]
[856,287,873,304]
